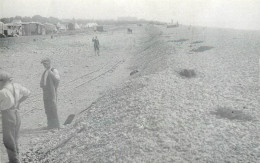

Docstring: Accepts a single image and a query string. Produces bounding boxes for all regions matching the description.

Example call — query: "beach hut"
[0,22,5,35]
[57,22,67,31]
[5,23,22,36]
[67,23,74,30]
[79,24,84,29]
[94,25,103,32]
[44,23,57,34]
[74,23,80,30]
[22,22,45,36]
[0,22,7,37]
[85,23,98,28]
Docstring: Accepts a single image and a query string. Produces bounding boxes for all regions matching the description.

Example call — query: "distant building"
[74,23,80,30]
[5,23,22,36]
[71,17,80,30]
[118,17,138,21]
[62,20,81,30]
[85,23,98,28]
[67,23,74,30]
[94,25,103,32]
[0,21,5,36]
[83,23,103,32]
[44,23,57,34]
[12,19,22,24]
[57,22,67,31]
[79,24,85,29]
[22,22,45,36]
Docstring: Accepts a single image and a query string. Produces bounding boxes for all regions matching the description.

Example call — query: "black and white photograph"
[0,0,259,162]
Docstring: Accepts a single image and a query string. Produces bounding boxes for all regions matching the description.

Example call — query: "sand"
[0,24,259,162]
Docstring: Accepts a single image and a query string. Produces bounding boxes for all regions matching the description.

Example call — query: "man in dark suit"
[92,36,100,55]
[40,58,60,129]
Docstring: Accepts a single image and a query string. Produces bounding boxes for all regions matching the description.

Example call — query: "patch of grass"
[191,46,214,52]
[211,107,254,121]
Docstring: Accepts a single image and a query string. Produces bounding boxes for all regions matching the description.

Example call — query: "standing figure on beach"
[0,70,30,163]
[40,58,60,129]
[92,36,100,55]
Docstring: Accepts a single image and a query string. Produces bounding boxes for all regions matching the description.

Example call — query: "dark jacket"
[40,68,59,101]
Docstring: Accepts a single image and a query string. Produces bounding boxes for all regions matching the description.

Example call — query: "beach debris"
[127,28,133,34]
[168,39,188,43]
[191,41,203,44]
[130,70,139,76]
[178,69,196,78]
[211,107,253,121]
[64,114,76,125]
[191,46,214,52]
[174,39,189,43]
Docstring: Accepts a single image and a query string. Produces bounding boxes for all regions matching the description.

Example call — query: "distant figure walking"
[127,28,132,34]
[92,36,100,55]
[40,58,60,129]
[0,70,30,163]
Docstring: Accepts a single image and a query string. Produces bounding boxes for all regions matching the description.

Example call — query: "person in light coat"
[0,70,30,163]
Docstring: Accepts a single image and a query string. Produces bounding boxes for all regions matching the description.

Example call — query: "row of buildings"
[0,20,103,37]
[0,21,57,37]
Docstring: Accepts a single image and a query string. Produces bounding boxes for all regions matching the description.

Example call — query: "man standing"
[92,36,100,55]
[0,70,30,163]
[40,58,60,129]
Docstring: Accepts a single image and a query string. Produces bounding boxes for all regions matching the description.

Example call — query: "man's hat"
[0,70,13,82]
[41,57,51,64]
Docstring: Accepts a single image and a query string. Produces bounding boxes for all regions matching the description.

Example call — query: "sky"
[0,0,259,30]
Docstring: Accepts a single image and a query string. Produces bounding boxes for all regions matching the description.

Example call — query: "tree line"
[0,15,60,24]
[0,15,164,26]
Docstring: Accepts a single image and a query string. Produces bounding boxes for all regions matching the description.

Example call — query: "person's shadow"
[20,127,50,135]
[0,128,48,134]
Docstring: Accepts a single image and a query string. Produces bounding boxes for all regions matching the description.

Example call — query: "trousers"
[43,99,60,129]
[1,109,21,163]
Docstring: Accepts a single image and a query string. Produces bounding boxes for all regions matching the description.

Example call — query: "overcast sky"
[0,0,259,30]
